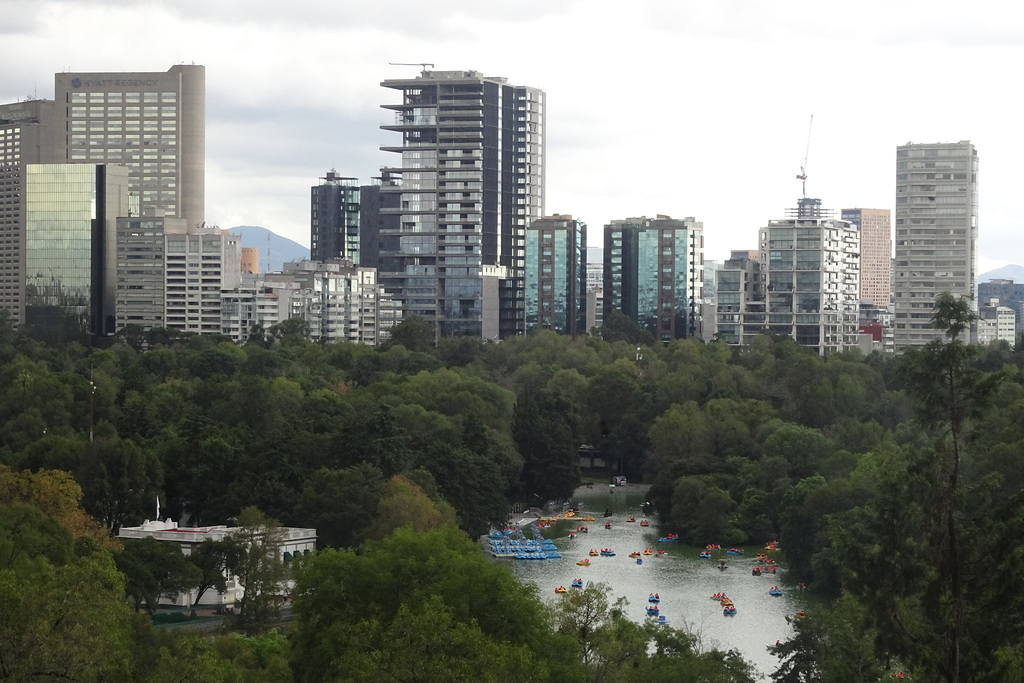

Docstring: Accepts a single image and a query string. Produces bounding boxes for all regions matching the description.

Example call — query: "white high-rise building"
[894,141,978,348]
[717,198,860,354]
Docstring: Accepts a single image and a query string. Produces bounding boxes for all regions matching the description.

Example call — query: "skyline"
[3,0,1022,274]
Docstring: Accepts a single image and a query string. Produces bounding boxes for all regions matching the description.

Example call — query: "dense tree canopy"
[0,303,1023,679]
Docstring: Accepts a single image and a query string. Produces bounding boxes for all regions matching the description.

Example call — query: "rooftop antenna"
[795,114,814,198]
[388,62,435,76]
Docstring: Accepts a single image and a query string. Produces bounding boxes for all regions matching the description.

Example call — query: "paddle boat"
[643,548,654,556]
[599,549,616,557]
[723,604,737,616]
[589,549,599,556]
[711,592,728,600]
[571,578,584,588]
[656,615,670,625]
[555,586,568,594]
[699,550,713,559]
[648,593,660,603]
[628,551,642,558]
[636,558,643,565]
[646,605,660,616]
[626,516,636,523]
[576,558,591,566]
[658,533,680,543]
[785,610,806,623]
[639,519,650,527]
[727,547,744,555]
[706,543,721,550]
[768,587,783,596]
[656,549,667,556]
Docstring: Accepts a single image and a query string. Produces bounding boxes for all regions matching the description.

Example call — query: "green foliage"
[232,507,290,634]
[550,581,757,682]
[384,315,435,352]
[290,526,575,682]
[0,497,135,682]
[294,464,387,549]
[116,536,201,613]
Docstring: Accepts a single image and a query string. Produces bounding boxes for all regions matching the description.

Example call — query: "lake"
[502,486,807,680]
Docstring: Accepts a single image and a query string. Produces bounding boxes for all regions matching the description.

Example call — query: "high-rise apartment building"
[311,170,360,263]
[603,215,703,342]
[841,208,891,305]
[894,141,978,348]
[717,199,860,354]
[378,70,545,338]
[525,215,586,336]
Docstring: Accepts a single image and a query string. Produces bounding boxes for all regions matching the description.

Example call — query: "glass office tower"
[603,215,704,342]
[525,215,586,336]
[23,163,130,343]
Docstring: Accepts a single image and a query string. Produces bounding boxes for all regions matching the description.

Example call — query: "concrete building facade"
[54,65,206,232]
[163,227,241,335]
[841,207,891,305]
[717,199,860,354]
[894,141,978,348]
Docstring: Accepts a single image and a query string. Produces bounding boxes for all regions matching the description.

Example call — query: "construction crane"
[388,62,435,76]
[796,114,814,198]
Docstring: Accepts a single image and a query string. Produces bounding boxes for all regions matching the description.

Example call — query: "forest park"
[1,296,1023,681]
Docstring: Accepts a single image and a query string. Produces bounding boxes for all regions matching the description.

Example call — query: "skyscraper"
[841,208,891,306]
[23,164,130,343]
[53,65,206,231]
[894,141,978,348]
[603,215,703,342]
[1,100,58,324]
[378,69,545,338]
[717,198,860,354]
[1,66,206,332]
[525,215,586,336]
[311,170,360,263]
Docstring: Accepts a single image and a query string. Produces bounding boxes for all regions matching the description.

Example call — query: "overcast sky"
[3,0,1021,271]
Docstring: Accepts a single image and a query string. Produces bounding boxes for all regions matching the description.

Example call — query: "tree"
[550,581,757,682]
[293,464,386,549]
[384,315,435,352]
[187,538,241,613]
[892,292,1006,682]
[362,474,457,541]
[0,499,135,682]
[771,597,887,683]
[289,526,575,683]
[232,507,289,634]
[116,536,201,614]
[76,434,163,533]
[512,387,582,505]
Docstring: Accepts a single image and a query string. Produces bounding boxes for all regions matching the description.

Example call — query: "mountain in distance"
[980,264,1024,283]
[227,226,309,274]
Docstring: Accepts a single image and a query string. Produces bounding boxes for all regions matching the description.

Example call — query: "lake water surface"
[502,487,807,680]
